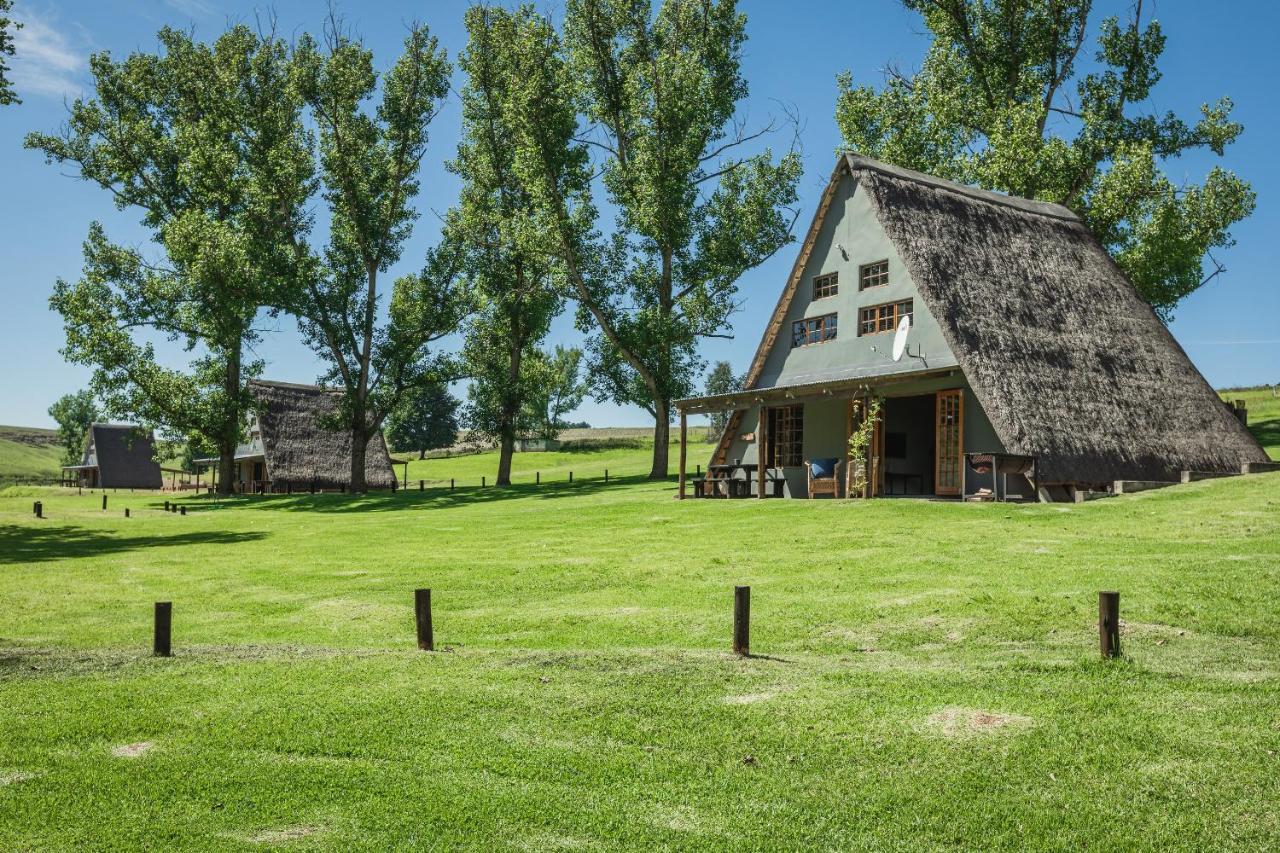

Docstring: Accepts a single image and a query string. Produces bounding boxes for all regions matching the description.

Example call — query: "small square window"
[858,299,912,336]
[813,272,839,300]
[791,312,838,348]
[859,260,890,290]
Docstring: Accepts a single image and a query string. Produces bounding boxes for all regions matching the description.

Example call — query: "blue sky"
[1,0,1277,429]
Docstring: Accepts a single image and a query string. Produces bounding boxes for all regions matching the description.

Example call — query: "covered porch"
[675,368,1027,501]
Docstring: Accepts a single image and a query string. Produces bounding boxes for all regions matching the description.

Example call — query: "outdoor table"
[707,462,758,498]
[963,452,1039,502]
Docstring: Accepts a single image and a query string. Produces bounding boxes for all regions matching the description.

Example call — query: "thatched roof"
[81,424,162,489]
[248,380,397,490]
[713,154,1268,484]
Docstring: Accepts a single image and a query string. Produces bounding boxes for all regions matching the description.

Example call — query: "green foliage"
[835,0,1255,319]
[504,0,802,478]
[46,391,98,466]
[846,397,882,497]
[521,345,589,441]
[385,379,459,458]
[703,360,742,439]
[0,0,19,106]
[289,20,466,490]
[27,25,314,489]
[452,7,567,473]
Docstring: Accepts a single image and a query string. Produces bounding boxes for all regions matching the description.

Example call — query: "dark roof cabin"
[197,380,398,493]
[675,154,1268,500]
[62,424,163,489]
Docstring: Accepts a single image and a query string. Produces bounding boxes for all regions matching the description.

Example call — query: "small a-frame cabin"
[196,380,398,493]
[61,424,163,490]
[675,155,1268,501]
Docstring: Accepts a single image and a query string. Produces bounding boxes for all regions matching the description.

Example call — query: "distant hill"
[0,425,64,483]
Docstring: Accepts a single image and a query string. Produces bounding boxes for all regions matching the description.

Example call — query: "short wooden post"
[125,508,130,518]
[1099,591,1120,658]
[733,585,750,656]
[450,478,455,490]
[536,471,540,485]
[33,501,42,518]
[569,471,574,484]
[605,469,609,484]
[482,476,486,488]
[164,500,170,511]
[419,479,424,491]
[179,506,186,516]
[697,464,701,476]
[153,602,172,657]
[415,588,434,651]
[102,494,108,511]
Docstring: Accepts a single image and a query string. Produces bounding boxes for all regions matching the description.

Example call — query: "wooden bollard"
[33,501,42,518]
[179,506,186,516]
[697,464,701,476]
[605,469,609,483]
[536,471,540,485]
[450,478,455,490]
[482,476,486,488]
[733,586,750,656]
[153,602,172,657]
[102,494,108,511]
[420,479,424,491]
[569,471,574,484]
[1099,591,1120,658]
[415,588,434,651]
[164,500,170,511]
[125,508,130,518]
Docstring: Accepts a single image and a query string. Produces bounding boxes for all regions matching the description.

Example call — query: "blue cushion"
[809,457,839,478]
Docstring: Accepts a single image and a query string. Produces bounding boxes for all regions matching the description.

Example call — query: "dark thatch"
[848,154,1268,483]
[248,380,397,491]
[86,424,163,489]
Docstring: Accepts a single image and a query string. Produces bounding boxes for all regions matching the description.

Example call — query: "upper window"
[792,312,838,348]
[859,260,890,290]
[858,299,913,336]
[812,272,839,300]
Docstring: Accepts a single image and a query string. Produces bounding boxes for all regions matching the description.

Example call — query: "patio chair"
[806,457,843,499]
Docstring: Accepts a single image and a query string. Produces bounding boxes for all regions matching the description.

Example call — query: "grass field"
[0,425,62,483]
[1222,386,1280,459]
[0,399,1276,849]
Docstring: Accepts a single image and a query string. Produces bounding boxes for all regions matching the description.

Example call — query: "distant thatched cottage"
[196,380,398,493]
[61,424,163,489]
[675,154,1268,500]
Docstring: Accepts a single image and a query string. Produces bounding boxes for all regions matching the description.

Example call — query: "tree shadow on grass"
[0,525,267,565]
[186,474,675,514]
[1248,416,1279,460]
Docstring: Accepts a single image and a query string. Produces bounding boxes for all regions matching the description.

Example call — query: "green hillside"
[1220,385,1280,459]
[0,425,64,482]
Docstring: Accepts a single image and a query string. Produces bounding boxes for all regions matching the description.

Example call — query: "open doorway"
[881,394,936,495]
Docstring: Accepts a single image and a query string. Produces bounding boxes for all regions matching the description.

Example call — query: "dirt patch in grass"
[0,770,36,785]
[923,707,1032,737]
[111,741,154,758]
[246,825,323,844]
[723,691,776,705]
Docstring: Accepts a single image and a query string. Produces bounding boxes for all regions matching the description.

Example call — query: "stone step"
[1242,461,1280,474]
[1113,480,1177,495]
[1180,470,1241,484]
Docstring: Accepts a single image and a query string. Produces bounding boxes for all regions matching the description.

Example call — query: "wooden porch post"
[757,406,768,499]
[844,397,853,499]
[678,409,688,500]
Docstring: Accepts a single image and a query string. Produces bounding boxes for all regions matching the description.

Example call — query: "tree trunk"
[419,448,426,460]
[350,424,368,494]
[649,399,670,480]
[497,433,515,486]
[216,342,242,496]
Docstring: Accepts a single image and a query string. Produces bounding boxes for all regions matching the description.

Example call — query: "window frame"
[812,271,839,300]
[858,298,913,336]
[791,312,839,348]
[858,259,890,291]
[766,404,804,468]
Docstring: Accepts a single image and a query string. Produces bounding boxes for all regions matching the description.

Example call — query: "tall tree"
[0,0,19,106]
[290,20,467,492]
[522,345,588,442]
[28,25,314,494]
[452,6,566,486]
[48,390,98,466]
[835,0,1255,320]
[703,360,741,440]
[385,379,459,459]
[503,0,802,480]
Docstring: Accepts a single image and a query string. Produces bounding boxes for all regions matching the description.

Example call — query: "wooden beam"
[678,410,688,500]
[757,406,767,500]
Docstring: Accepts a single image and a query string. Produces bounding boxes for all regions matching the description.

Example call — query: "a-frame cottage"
[61,424,163,490]
[675,154,1268,501]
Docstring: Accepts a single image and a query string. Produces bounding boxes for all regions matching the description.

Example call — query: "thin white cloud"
[161,0,215,16]
[11,9,85,100]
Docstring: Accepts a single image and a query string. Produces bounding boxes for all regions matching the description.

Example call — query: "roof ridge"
[843,153,1081,222]
[248,378,335,393]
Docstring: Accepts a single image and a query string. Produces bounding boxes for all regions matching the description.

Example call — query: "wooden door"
[935,389,964,496]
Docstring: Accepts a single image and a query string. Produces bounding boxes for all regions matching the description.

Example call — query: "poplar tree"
[0,0,19,106]
[835,0,1255,319]
[503,0,802,480]
[290,20,467,492]
[452,6,565,486]
[28,26,314,494]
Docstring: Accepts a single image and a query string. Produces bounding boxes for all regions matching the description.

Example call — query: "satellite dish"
[891,315,911,361]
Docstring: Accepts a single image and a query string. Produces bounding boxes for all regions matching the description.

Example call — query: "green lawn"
[1222,386,1280,459]
[2,445,1280,849]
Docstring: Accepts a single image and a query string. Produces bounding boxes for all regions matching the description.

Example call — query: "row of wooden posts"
[147,587,1126,660]
[31,498,187,519]
[406,466,659,491]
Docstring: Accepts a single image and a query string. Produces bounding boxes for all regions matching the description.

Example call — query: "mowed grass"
[1222,386,1280,459]
[2,440,1280,851]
